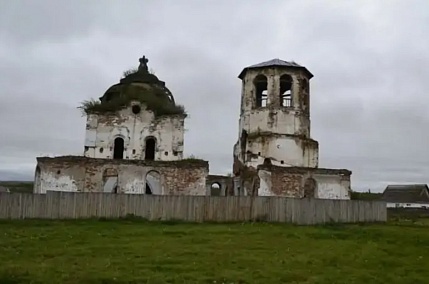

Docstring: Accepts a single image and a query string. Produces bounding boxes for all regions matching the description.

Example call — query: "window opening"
[113,137,124,159]
[210,182,222,196]
[145,137,156,160]
[254,75,268,107]
[280,74,293,107]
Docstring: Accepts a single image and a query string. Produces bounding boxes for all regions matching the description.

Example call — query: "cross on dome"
[138,56,149,72]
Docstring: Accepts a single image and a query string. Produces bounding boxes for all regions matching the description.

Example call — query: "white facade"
[33,157,208,195]
[83,101,185,161]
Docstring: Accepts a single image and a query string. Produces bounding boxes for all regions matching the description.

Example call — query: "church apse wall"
[34,156,208,195]
[257,165,351,199]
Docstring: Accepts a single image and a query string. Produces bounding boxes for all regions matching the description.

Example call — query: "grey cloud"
[0,170,31,181]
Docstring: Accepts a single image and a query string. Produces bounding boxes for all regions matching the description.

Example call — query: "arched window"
[145,170,161,194]
[113,137,124,159]
[280,74,293,107]
[145,137,156,160]
[210,182,222,196]
[254,74,268,107]
[102,168,118,193]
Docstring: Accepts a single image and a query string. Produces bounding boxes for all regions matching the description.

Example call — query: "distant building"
[381,184,429,208]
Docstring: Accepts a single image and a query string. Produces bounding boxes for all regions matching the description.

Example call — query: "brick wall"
[257,165,352,199]
[35,156,209,195]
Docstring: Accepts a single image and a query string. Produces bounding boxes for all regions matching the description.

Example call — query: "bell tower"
[233,59,319,185]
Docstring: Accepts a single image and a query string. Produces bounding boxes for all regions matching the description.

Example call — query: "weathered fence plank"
[0,192,387,224]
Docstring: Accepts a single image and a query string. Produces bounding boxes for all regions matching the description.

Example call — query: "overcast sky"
[0,0,428,192]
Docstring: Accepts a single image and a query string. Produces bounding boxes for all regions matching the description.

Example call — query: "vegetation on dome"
[121,67,156,79]
[122,67,139,78]
[78,68,187,117]
[78,84,186,118]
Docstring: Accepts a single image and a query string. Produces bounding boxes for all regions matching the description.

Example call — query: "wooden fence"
[0,192,387,225]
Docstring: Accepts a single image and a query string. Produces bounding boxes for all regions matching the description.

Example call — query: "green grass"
[350,191,382,200]
[0,181,33,193]
[1,219,429,283]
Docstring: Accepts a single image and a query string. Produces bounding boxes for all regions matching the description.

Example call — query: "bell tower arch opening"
[280,74,293,107]
[254,74,268,108]
[113,137,124,159]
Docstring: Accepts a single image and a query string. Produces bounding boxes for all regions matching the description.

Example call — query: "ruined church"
[33,56,352,199]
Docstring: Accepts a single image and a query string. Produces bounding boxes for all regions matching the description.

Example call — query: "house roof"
[238,59,313,79]
[381,184,429,204]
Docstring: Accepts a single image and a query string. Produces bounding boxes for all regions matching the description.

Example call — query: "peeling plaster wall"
[240,109,310,137]
[245,135,318,168]
[34,156,208,195]
[257,165,351,200]
[314,174,351,200]
[84,102,185,161]
[258,170,272,196]
[37,172,80,194]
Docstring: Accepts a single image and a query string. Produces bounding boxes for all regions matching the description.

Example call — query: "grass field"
[1,218,429,284]
[0,181,33,193]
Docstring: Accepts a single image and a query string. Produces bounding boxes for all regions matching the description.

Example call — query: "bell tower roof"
[238,58,313,79]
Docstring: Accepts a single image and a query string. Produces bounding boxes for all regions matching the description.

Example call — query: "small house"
[381,184,429,209]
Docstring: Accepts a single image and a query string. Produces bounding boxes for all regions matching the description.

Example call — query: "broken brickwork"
[35,156,208,195]
[257,164,352,199]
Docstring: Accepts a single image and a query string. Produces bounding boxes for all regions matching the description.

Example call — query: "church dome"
[100,56,175,104]
[81,56,186,117]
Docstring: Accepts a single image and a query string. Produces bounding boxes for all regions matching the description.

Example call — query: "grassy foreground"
[0,219,428,284]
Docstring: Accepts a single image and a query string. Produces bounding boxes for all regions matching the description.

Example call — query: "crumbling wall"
[241,109,310,138]
[257,165,352,199]
[34,160,86,193]
[35,156,208,195]
[84,102,185,161]
[205,175,234,196]
[232,156,260,196]
[232,66,319,177]
[239,68,312,135]
[244,133,319,168]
